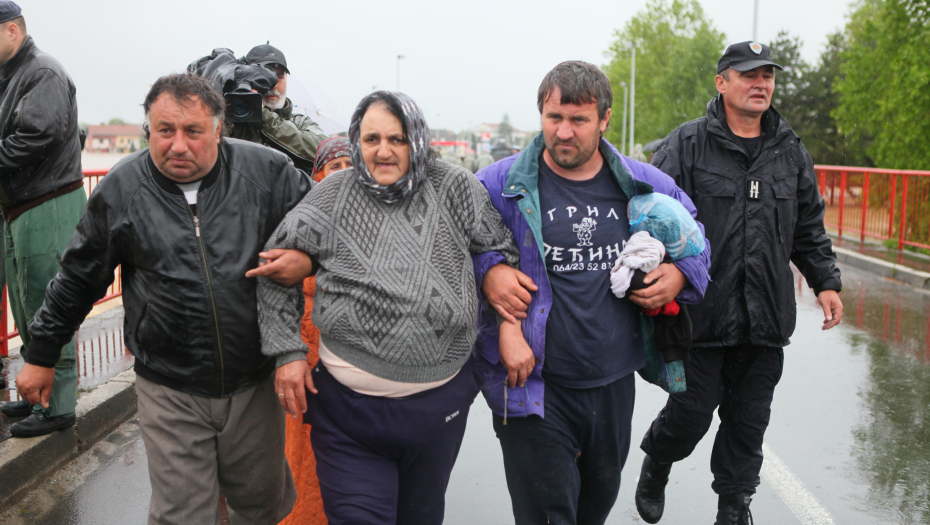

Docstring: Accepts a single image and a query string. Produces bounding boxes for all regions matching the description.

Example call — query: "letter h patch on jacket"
[748,180,760,200]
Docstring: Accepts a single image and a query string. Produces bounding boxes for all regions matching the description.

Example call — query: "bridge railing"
[816,165,930,251]
[0,170,122,357]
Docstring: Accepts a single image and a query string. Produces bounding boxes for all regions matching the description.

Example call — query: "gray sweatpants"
[136,373,297,525]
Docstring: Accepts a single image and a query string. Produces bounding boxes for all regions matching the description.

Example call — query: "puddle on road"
[0,307,132,441]
[801,268,930,524]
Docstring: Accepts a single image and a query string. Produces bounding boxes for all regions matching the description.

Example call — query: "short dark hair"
[142,73,226,140]
[8,16,24,34]
[537,61,613,121]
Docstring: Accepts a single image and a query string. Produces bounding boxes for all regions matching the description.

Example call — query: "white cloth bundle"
[610,231,666,298]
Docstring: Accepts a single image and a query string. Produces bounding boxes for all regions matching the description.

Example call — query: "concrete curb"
[834,246,930,289]
[0,369,136,511]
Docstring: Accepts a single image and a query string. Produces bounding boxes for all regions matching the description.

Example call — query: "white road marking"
[761,443,838,525]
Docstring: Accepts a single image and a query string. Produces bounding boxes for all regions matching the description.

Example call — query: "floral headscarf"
[312,137,351,176]
[348,91,431,204]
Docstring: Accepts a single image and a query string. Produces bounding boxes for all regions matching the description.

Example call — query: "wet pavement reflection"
[0,306,132,442]
[4,263,930,524]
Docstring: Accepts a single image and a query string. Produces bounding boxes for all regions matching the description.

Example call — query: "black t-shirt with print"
[537,156,645,389]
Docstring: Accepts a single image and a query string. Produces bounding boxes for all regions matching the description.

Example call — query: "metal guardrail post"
[899,175,909,252]
[838,171,847,239]
[889,174,897,239]
[860,171,870,244]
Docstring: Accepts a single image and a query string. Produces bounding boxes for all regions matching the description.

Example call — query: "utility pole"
[753,0,759,41]
[620,81,628,156]
[628,41,636,157]
[396,55,405,92]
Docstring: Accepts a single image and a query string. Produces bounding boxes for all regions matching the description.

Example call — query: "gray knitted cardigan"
[258,160,519,383]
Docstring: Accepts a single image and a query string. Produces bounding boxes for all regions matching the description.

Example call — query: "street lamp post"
[753,0,759,41]
[628,41,636,158]
[396,55,405,92]
[620,81,628,157]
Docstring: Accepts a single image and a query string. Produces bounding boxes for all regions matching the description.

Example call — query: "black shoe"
[10,413,76,438]
[635,455,673,524]
[0,376,6,389]
[2,399,33,417]
[715,493,753,525]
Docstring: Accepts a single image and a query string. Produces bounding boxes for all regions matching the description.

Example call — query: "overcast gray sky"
[24,0,854,133]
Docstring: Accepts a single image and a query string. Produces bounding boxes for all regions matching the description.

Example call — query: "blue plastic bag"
[628,193,705,261]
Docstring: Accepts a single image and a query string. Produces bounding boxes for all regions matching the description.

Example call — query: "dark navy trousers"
[640,345,785,496]
[493,373,636,525]
[306,357,479,525]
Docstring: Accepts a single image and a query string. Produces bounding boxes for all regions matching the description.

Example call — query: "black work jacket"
[652,96,841,349]
[27,139,313,398]
[0,36,83,209]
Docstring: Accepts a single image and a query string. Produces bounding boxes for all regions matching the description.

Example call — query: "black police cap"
[717,41,783,75]
[243,44,290,74]
[0,1,21,24]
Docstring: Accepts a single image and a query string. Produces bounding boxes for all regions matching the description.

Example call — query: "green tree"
[769,31,812,134]
[603,0,725,148]
[799,32,874,166]
[834,0,930,169]
[107,117,126,125]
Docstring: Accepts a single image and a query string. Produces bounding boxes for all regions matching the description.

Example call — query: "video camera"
[187,48,278,124]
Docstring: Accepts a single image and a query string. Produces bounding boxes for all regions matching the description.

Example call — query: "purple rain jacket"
[472,134,712,420]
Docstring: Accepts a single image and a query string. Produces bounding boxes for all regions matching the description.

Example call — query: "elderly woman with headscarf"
[279,135,353,525]
[257,91,519,524]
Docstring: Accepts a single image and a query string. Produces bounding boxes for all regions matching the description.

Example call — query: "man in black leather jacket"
[17,74,312,523]
[634,42,843,525]
[0,3,87,438]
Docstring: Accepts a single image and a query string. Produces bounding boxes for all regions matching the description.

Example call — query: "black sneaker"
[2,399,33,417]
[715,493,753,525]
[635,455,673,524]
[10,413,76,438]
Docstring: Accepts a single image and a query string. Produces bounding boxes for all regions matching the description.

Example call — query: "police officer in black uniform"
[633,42,844,525]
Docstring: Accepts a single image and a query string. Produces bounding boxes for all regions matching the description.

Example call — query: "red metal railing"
[816,165,930,251]
[0,170,122,357]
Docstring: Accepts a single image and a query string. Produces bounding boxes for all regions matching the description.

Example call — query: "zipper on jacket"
[188,207,226,396]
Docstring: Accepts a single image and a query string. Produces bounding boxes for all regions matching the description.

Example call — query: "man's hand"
[245,249,314,286]
[499,321,536,388]
[16,363,56,409]
[816,290,843,330]
[629,263,687,310]
[482,264,538,324]
[275,359,316,419]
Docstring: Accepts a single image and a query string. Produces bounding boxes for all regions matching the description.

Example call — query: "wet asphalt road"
[3,262,930,524]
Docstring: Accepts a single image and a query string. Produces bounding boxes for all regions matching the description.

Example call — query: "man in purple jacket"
[473,61,711,524]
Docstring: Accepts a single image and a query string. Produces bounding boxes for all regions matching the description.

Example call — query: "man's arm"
[18,193,119,406]
[633,155,712,307]
[0,69,72,171]
[257,189,322,418]
[261,108,327,162]
[791,143,843,328]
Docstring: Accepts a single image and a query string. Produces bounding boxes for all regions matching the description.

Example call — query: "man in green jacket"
[230,44,326,172]
[0,2,85,437]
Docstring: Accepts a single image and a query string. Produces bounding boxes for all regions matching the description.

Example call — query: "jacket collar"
[705,94,793,150]
[503,132,646,199]
[147,145,224,197]
[0,35,35,80]
[274,98,294,119]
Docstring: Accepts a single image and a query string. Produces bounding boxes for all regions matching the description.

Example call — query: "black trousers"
[640,345,784,496]
[493,373,635,525]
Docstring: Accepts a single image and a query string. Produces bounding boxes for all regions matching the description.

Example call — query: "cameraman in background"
[230,45,326,172]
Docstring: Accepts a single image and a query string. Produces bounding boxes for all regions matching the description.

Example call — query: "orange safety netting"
[280,277,327,525]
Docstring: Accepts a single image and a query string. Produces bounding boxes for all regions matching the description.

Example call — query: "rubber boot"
[714,493,753,525]
[635,454,673,524]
